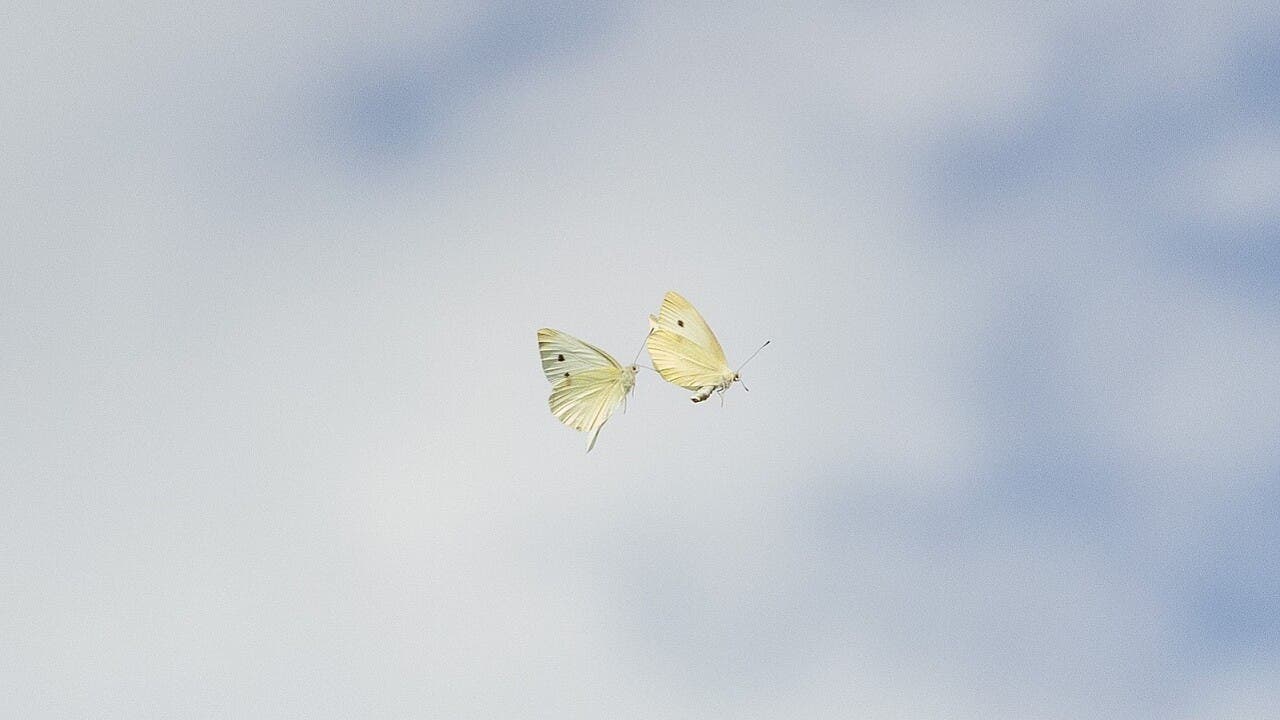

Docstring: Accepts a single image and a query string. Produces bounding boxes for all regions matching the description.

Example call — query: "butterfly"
[537,328,639,451]
[645,291,768,403]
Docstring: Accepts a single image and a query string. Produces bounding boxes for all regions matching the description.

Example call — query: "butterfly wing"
[538,327,620,384]
[652,291,726,360]
[645,291,733,390]
[537,328,635,451]
[547,367,634,451]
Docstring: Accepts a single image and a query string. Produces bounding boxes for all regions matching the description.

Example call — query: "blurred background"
[4,2,1279,717]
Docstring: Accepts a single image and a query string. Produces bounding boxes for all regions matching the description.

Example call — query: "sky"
[4,2,1280,717]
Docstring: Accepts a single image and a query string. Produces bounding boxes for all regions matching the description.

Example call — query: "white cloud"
[4,1,1280,718]
[1056,250,1280,498]
[1184,659,1280,720]
[1189,130,1280,223]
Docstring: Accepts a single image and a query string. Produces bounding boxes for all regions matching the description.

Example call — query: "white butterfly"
[645,291,768,403]
[537,328,639,451]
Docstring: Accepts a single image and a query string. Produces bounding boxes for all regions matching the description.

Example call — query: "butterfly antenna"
[735,340,771,373]
[631,327,653,365]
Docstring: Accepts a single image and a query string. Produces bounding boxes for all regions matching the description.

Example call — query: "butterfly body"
[537,328,638,451]
[688,372,737,403]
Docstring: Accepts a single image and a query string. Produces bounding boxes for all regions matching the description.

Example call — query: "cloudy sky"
[5,2,1279,717]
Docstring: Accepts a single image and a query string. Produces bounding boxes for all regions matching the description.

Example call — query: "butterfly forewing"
[538,328,620,385]
[653,291,727,364]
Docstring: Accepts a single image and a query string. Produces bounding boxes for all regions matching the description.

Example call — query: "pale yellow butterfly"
[645,291,769,403]
[537,328,638,451]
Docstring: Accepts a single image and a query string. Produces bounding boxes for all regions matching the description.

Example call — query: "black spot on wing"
[563,372,570,378]
[557,354,565,361]
[677,319,684,327]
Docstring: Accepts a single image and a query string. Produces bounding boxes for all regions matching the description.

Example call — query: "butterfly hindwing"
[646,329,730,389]
[547,367,631,452]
